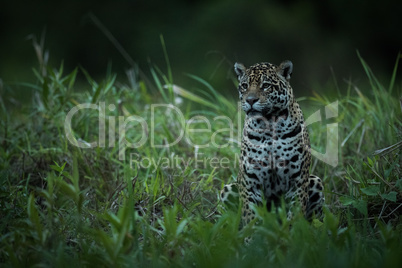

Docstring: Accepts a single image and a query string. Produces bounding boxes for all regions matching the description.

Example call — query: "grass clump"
[0,41,401,267]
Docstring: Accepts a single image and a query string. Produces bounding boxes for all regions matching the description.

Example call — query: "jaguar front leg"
[238,176,263,226]
[285,183,309,220]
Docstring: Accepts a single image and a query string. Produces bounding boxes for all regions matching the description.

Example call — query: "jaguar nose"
[246,96,258,106]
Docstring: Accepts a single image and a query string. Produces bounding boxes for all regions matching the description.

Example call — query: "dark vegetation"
[0,37,401,266]
[1,1,401,266]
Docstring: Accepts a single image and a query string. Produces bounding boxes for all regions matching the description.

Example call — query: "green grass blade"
[169,84,217,109]
[388,51,401,94]
[150,67,169,103]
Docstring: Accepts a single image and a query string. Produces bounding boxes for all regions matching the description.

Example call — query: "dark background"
[1,0,401,96]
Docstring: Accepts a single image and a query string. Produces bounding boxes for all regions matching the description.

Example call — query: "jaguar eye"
[262,82,271,90]
[241,83,248,90]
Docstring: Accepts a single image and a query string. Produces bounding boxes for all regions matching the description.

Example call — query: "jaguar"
[221,61,324,229]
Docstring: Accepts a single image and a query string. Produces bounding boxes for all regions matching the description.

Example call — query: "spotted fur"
[221,61,324,228]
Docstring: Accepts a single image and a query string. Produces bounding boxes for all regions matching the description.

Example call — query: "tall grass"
[0,39,401,267]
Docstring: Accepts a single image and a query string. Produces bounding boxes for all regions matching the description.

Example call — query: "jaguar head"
[234,61,293,118]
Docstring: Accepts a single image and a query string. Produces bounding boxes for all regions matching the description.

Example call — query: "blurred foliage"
[1,0,401,99]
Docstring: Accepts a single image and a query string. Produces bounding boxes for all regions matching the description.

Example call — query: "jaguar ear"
[277,60,293,81]
[234,62,246,80]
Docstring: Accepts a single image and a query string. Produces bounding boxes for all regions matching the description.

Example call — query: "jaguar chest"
[240,115,305,195]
